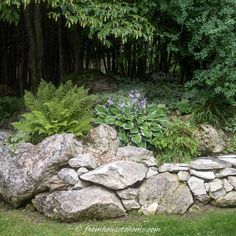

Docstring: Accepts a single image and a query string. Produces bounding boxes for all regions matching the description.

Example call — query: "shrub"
[95,90,169,148]
[0,96,23,124]
[13,80,96,143]
[152,119,199,163]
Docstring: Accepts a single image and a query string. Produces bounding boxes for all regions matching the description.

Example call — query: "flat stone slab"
[190,157,231,170]
[216,168,236,178]
[190,169,215,180]
[159,163,189,173]
[80,160,147,190]
[218,155,236,167]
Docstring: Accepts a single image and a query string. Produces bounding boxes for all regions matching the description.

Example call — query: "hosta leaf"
[131,133,142,145]
[95,105,108,114]
[110,106,120,115]
[119,131,128,143]
[123,122,134,130]
[105,116,116,125]
[141,129,152,138]
[130,127,139,133]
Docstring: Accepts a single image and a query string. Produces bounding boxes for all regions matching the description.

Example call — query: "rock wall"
[0,125,236,221]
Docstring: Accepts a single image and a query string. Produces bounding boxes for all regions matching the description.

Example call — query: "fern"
[13,80,96,143]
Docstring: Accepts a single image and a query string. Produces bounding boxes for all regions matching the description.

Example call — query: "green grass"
[0,203,236,236]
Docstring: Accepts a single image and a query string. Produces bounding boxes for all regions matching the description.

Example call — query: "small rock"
[212,191,236,207]
[49,175,67,192]
[187,176,206,196]
[159,163,189,173]
[228,176,236,190]
[208,179,226,200]
[197,194,211,203]
[122,199,140,211]
[76,167,89,176]
[190,157,231,170]
[177,171,190,182]
[68,153,97,169]
[216,168,236,178]
[218,155,236,167]
[72,179,90,190]
[140,203,159,215]
[222,179,233,192]
[146,167,158,178]
[190,169,215,180]
[80,160,148,190]
[116,146,156,167]
[116,188,139,200]
[58,168,79,185]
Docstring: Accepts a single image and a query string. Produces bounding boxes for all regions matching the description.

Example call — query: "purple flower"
[129,90,140,104]
[138,98,147,109]
[107,97,113,106]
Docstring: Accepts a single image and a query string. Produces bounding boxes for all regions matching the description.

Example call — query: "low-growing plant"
[95,90,169,148]
[152,119,199,163]
[13,80,96,143]
[0,96,23,124]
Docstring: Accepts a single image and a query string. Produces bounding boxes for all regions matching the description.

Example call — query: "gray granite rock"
[0,134,83,207]
[146,167,158,178]
[159,163,189,173]
[58,168,79,185]
[218,155,236,167]
[212,191,236,207]
[76,167,89,176]
[138,173,193,214]
[122,199,140,211]
[222,179,233,192]
[116,188,139,200]
[187,176,206,197]
[216,168,236,178]
[177,171,191,182]
[69,153,97,169]
[228,176,236,190]
[83,124,119,165]
[116,146,156,167]
[190,169,215,180]
[80,160,148,190]
[190,157,231,170]
[32,186,126,220]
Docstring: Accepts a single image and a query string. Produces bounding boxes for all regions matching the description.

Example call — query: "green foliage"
[152,119,199,163]
[0,96,23,123]
[13,80,96,143]
[95,91,169,148]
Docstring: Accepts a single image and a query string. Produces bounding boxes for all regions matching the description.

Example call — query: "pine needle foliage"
[13,80,96,143]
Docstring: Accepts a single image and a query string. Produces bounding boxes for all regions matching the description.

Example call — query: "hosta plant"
[95,90,169,148]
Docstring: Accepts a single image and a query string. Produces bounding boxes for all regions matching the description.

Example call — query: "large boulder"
[32,185,126,221]
[83,124,119,165]
[196,124,226,155]
[0,134,83,207]
[80,160,148,190]
[138,172,193,214]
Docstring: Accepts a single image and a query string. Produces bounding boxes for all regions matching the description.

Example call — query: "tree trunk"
[24,2,43,92]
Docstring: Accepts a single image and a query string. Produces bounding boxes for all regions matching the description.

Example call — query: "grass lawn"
[0,202,235,236]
